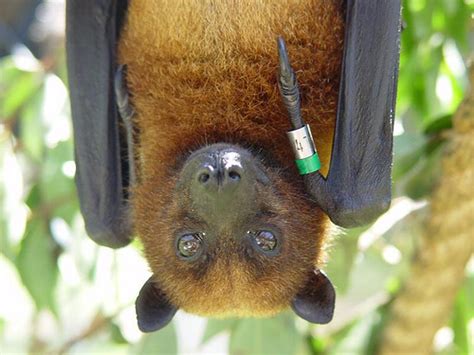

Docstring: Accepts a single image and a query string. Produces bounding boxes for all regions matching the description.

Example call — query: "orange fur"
[119,0,344,317]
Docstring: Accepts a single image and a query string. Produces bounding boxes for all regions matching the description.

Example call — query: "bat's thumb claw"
[277,36,292,78]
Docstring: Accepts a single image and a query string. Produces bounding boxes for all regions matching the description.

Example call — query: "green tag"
[295,153,321,175]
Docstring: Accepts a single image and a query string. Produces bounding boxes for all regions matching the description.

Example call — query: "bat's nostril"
[228,170,241,181]
[198,172,210,184]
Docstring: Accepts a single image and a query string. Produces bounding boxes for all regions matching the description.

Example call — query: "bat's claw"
[114,65,135,122]
[277,36,292,82]
[114,65,137,187]
[276,37,303,129]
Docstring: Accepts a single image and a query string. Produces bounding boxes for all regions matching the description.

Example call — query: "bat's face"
[134,143,333,321]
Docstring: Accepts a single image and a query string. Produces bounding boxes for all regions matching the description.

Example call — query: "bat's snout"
[195,151,244,193]
[181,144,267,227]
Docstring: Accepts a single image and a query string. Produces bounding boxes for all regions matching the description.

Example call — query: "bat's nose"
[196,152,243,192]
[182,144,267,226]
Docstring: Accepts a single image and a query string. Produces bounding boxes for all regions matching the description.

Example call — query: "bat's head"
[134,143,335,332]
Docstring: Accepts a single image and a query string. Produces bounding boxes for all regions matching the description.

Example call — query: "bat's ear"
[291,270,335,324]
[136,277,178,332]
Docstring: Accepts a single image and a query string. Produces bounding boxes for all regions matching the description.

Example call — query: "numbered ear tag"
[287,125,320,175]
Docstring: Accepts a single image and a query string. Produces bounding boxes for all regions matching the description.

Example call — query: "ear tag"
[287,124,321,175]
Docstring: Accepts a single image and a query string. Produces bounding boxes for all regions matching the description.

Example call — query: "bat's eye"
[253,230,278,253]
[177,233,202,259]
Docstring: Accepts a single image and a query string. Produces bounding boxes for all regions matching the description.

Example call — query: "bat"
[66,0,401,332]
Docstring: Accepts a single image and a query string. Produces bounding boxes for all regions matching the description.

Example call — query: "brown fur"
[119,0,344,317]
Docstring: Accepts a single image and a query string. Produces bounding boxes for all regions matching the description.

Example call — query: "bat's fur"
[119,0,344,317]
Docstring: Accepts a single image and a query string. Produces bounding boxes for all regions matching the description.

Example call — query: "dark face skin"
[134,143,329,317]
[177,144,272,247]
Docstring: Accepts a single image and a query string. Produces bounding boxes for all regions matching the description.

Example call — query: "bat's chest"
[118,0,343,174]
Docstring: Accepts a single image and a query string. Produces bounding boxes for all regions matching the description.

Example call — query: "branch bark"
[379,65,474,354]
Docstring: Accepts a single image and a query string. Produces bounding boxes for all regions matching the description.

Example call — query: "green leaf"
[404,145,443,200]
[443,2,470,53]
[19,90,45,161]
[325,228,363,294]
[0,223,13,260]
[16,219,58,311]
[25,184,42,210]
[346,250,396,300]
[202,318,238,344]
[229,314,301,355]
[328,312,379,355]
[39,141,77,222]
[0,57,20,87]
[424,114,453,135]
[109,322,128,345]
[133,323,177,355]
[393,135,448,187]
[1,69,42,119]
[451,275,473,355]
[365,304,392,355]
[393,131,427,157]
[393,146,424,183]
[309,336,326,354]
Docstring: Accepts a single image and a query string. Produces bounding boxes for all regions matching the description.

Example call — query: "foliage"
[0,0,472,353]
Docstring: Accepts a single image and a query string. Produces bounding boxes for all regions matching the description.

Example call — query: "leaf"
[393,130,426,156]
[346,250,396,300]
[1,69,42,119]
[451,275,474,355]
[25,184,42,210]
[309,336,326,354]
[19,90,45,161]
[0,222,13,261]
[365,304,392,355]
[393,135,447,186]
[109,322,128,345]
[328,311,380,355]
[202,318,238,344]
[392,146,425,183]
[404,145,443,200]
[229,314,301,355]
[325,228,363,294]
[16,219,58,311]
[424,114,453,135]
[39,141,77,223]
[443,1,470,53]
[0,57,21,88]
[133,323,177,355]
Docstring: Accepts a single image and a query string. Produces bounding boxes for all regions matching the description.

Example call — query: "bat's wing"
[304,0,402,228]
[66,0,132,248]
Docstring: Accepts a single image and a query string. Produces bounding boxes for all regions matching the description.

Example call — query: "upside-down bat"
[66,0,401,332]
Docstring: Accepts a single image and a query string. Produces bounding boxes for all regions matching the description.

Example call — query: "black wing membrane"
[304,0,402,228]
[66,0,132,248]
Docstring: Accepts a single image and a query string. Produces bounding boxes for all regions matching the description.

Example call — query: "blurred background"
[0,0,473,354]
